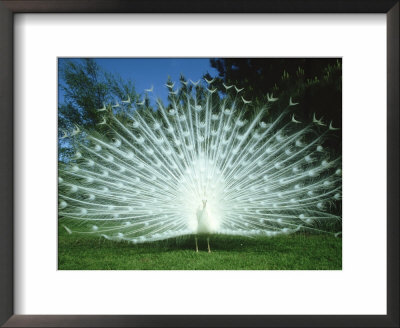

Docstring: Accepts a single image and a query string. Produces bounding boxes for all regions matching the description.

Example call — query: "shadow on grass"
[69,234,295,254]
[58,223,342,270]
[124,233,333,253]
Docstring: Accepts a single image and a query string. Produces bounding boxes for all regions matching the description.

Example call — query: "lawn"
[58,226,342,270]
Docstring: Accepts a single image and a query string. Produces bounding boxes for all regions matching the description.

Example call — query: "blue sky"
[59,58,219,105]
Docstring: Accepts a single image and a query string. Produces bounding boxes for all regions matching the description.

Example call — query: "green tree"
[207,58,342,126]
[58,58,139,160]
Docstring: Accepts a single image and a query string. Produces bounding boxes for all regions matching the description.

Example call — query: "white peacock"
[58,78,342,251]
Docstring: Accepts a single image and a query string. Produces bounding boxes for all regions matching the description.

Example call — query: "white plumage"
[59,79,342,248]
[196,200,212,234]
[195,199,212,252]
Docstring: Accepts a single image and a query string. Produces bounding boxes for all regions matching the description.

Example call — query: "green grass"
[58,227,342,270]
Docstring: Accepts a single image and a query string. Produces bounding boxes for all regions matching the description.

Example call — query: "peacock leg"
[207,236,211,253]
[195,236,198,252]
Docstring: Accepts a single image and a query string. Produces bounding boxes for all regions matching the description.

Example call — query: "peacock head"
[202,199,207,208]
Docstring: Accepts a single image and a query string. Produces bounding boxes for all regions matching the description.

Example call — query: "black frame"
[0,1,398,327]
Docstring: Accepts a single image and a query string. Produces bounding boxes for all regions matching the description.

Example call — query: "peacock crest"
[58,78,342,243]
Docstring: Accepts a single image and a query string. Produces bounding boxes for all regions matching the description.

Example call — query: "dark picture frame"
[0,1,398,327]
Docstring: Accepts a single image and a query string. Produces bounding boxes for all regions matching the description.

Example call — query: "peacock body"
[58,79,342,243]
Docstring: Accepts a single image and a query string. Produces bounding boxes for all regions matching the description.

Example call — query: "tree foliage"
[58,59,139,160]
[207,58,342,126]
